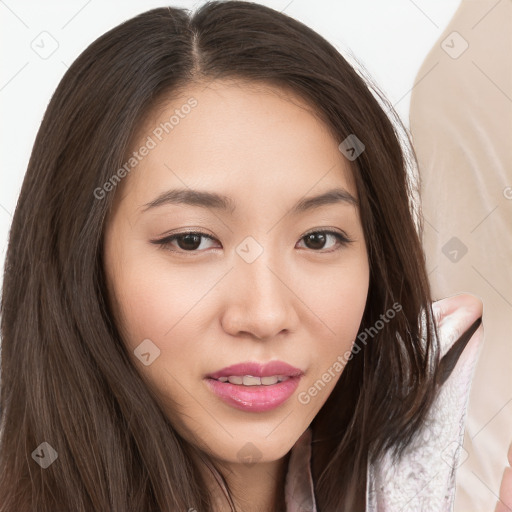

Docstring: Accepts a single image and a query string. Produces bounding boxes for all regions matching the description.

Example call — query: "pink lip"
[205,361,303,379]
[204,376,301,412]
[204,361,304,412]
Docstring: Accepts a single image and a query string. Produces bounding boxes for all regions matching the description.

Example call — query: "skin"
[103,79,370,511]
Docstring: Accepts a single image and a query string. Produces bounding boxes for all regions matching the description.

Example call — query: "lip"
[204,375,301,412]
[204,360,304,413]
[205,361,303,379]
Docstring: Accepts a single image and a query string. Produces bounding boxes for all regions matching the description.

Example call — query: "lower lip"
[204,376,301,412]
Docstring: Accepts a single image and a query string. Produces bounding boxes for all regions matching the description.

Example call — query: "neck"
[197,450,291,512]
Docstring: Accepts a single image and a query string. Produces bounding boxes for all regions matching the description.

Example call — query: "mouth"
[204,360,304,412]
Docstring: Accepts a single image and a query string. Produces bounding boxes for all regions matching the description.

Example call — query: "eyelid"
[150,228,353,254]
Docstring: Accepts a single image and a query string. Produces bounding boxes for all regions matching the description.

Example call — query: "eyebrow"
[141,187,358,214]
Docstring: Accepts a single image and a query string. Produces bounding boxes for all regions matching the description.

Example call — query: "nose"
[220,253,300,341]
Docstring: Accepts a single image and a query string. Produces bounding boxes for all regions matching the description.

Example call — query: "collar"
[284,427,317,512]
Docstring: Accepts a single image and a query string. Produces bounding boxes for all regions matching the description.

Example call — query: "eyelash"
[150,229,353,255]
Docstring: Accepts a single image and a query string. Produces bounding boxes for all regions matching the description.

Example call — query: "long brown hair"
[1,2,442,510]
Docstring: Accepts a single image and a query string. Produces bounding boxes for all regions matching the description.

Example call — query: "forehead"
[117,79,357,210]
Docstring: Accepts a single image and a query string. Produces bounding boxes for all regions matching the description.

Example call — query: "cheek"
[307,250,369,342]
[318,263,368,340]
[113,265,189,347]
[109,254,212,362]
[105,241,233,411]
[104,225,213,344]
[297,255,369,404]
[107,256,210,423]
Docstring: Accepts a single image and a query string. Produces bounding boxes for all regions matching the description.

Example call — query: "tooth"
[242,375,262,386]
[221,375,287,386]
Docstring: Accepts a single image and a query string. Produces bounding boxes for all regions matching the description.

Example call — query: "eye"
[150,229,353,255]
[151,231,220,253]
[296,230,352,252]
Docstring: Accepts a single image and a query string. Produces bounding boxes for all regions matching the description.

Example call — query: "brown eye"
[303,232,327,250]
[174,233,203,251]
[297,230,352,252]
[151,231,219,253]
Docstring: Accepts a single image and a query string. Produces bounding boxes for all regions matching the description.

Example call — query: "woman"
[0,2,500,511]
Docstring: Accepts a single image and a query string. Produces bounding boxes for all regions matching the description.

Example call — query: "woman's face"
[103,79,369,465]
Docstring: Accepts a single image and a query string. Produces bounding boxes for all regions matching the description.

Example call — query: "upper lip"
[205,361,304,380]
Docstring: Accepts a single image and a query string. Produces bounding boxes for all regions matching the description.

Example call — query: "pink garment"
[284,297,484,511]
